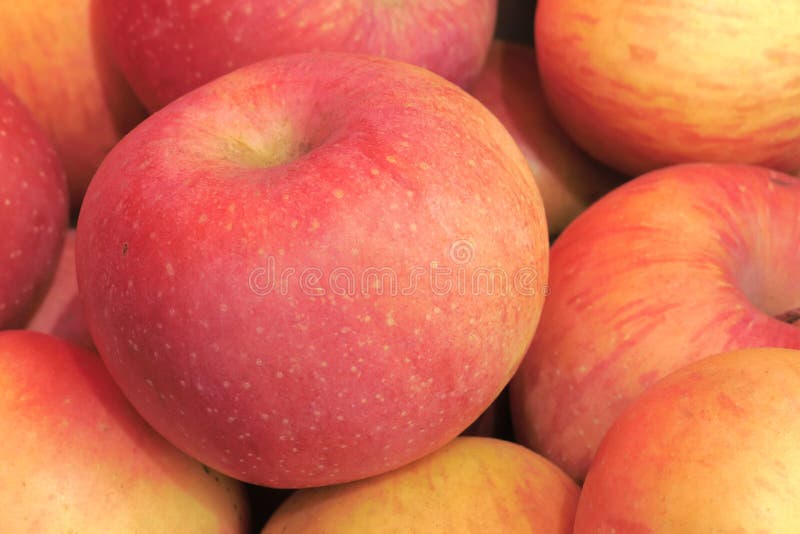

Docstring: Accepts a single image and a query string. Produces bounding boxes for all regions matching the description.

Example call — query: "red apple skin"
[469,40,623,236]
[263,437,579,533]
[0,0,147,212]
[535,0,800,176]
[575,347,800,532]
[0,330,248,532]
[76,53,549,488]
[99,0,497,110]
[0,82,68,329]
[510,163,800,482]
[26,229,94,350]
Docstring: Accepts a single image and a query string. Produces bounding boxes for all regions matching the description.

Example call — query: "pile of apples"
[2,0,799,531]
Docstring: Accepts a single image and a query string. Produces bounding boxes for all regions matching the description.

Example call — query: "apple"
[534,0,800,176]
[0,330,248,532]
[468,40,623,236]
[0,0,147,211]
[75,52,549,488]
[0,82,68,330]
[575,347,800,532]
[98,0,498,110]
[510,163,800,481]
[263,436,579,533]
[27,229,93,350]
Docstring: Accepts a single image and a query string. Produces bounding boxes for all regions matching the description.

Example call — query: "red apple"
[76,53,549,488]
[469,40,622,236]
[0,330,248,532]
[0,82,68,329]
[575,347,800,532]
[535,0,800,176]
[263,437,579,533]
[99,0,498,110]
[511,163,800,481]
[0,0,147,211]
[27,229,93,350]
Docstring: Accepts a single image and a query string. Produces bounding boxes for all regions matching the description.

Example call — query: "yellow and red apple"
[511,163,800,481]
[75,53,549,488]
[0,330,248,532]
[575,347,800,532]
[263,437,579,533]
[535,0,800,176]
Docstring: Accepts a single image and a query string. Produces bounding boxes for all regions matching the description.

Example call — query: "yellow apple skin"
[575,347,800,532]
[469,40,623,236]
[535,0,800,176]
[0,0,147,212]
[0,330,248,533]
[262,436,579,533]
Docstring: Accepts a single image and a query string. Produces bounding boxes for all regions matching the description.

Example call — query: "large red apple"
[263,437,579,533]
[0,82,68,329]
[27,229,93,350]
[535,0,800,176]
[0,330,248,532]
[511,163,800,481]
[0,0,147,211]
[99,0,498,110]
[469,40,622,236]
[76,53,549,488]
[575,347,800,532]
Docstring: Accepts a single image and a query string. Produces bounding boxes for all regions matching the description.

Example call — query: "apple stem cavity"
[776,307,800,326]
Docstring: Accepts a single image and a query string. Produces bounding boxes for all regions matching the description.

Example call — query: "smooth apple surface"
[76,53,549,488]
[27,229,93,350]
[0,0,147,211]
[0,82,68,329]
[263,436,579,533]
[575,347,800,532]
[511,163,800,481]
[0,330,248,533]
[535,0,800,176]
[99,0,497,110]
[469,40,622,236]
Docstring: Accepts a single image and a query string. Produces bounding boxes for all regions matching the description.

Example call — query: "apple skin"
[263,436,579,533]
[469,40,623,236]
[0,0,147,211]
[535,0,800,176]
[0,82,69,329]
[510,163,800,482]
[75,52,549,488]
[575,347,800,532]
[99,0,497,110]
[26,229,94,350]
[0,330,248,532]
